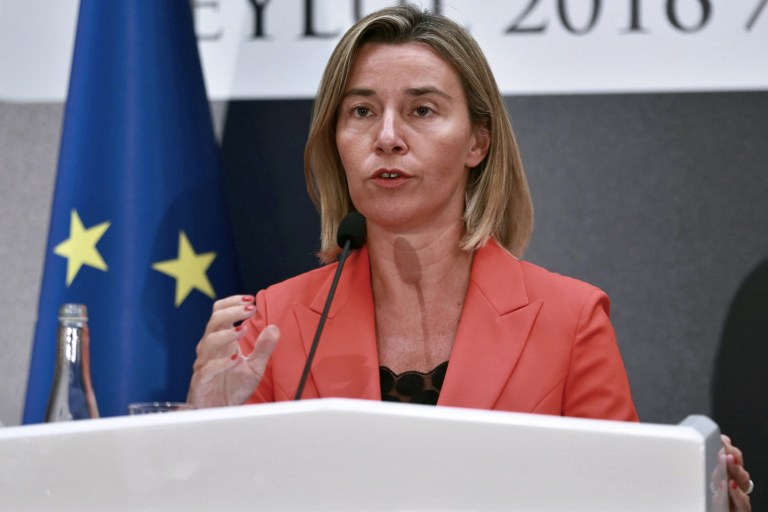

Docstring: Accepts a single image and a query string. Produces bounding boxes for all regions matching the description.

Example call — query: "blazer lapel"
[439,241,542,409]
[293,246,381,400]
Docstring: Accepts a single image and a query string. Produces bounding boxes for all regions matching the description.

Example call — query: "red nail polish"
[235,325,243,332]
[244,304,255,312]
[241,295,253,302]
[230,353,238,361]
[731,480,738,490]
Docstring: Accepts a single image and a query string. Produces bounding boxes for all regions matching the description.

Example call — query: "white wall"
[0,101,61,426]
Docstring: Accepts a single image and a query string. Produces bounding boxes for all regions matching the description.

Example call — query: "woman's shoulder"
[518,259,604,299]
[518,259,610,319]
[481,240,607,305]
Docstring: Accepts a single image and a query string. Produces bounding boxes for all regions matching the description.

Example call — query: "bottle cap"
[58,303,88,322]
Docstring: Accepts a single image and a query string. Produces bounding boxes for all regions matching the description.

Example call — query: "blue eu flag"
[23,1,239,422]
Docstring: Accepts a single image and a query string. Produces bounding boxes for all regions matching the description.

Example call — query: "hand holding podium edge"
[721,434,753,512]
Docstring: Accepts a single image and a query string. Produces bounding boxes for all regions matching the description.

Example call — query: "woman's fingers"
[728,479,752,512]
[246,325,280,371]
[722,435,744,463]
[198,321,252,356]
[212,295,254,312]
[195,295,257,367]
[722,435,751,490]
[208,326,279,406]
[187,351,240,407]
[190,323,279,408]
[204,295,256,334]
[727,457,752,494]
[188,294,264,408]
[721,435,753,512]
[192,350,241,389]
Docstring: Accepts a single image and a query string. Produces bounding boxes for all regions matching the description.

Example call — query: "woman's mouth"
[372,169,412,187]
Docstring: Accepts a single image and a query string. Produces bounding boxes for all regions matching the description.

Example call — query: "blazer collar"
[294,245,381,400]
[438,240,542,409]
[293,240,541,407]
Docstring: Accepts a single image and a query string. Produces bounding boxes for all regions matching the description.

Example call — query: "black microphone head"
[337,211,366,250]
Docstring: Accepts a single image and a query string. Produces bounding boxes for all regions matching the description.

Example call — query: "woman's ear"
[465,127,490,169]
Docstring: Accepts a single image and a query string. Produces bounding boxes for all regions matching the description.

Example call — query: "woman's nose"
[374,111,407,154]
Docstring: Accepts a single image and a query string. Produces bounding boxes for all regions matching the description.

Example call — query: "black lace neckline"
[379,361,449,405]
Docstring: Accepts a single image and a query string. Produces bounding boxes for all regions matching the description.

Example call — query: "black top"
[379,361,449,405]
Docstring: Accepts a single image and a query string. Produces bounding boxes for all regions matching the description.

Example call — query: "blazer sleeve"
[562,289,639,421]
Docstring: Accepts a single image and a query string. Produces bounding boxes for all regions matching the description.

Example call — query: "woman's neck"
[366,220,471,296]
[367,220,473,373]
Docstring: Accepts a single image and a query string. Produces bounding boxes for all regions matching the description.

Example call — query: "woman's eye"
[414,106,432,117]
[353,106,371,117]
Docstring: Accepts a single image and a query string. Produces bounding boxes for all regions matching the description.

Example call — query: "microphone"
[336,210,366,251]
[294,211,366,400]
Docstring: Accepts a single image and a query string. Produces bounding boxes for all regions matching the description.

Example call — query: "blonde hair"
[305,4,533,263]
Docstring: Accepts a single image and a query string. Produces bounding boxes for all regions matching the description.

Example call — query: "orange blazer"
[242,239,638,421]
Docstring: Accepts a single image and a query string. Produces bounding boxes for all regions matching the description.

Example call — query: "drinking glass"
[128,402,194,415]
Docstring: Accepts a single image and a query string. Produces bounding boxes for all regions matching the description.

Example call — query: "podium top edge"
[0,398,704,442]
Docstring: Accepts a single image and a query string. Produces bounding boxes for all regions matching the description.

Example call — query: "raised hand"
[187,295,279,408]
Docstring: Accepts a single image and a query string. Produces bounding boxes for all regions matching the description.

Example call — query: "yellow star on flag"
[152,231,217,307]
[54,209,111,286]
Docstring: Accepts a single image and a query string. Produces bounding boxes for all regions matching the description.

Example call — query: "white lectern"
[0,399,726,511]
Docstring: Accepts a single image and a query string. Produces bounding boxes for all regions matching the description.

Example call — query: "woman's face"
[335,42,488,235]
